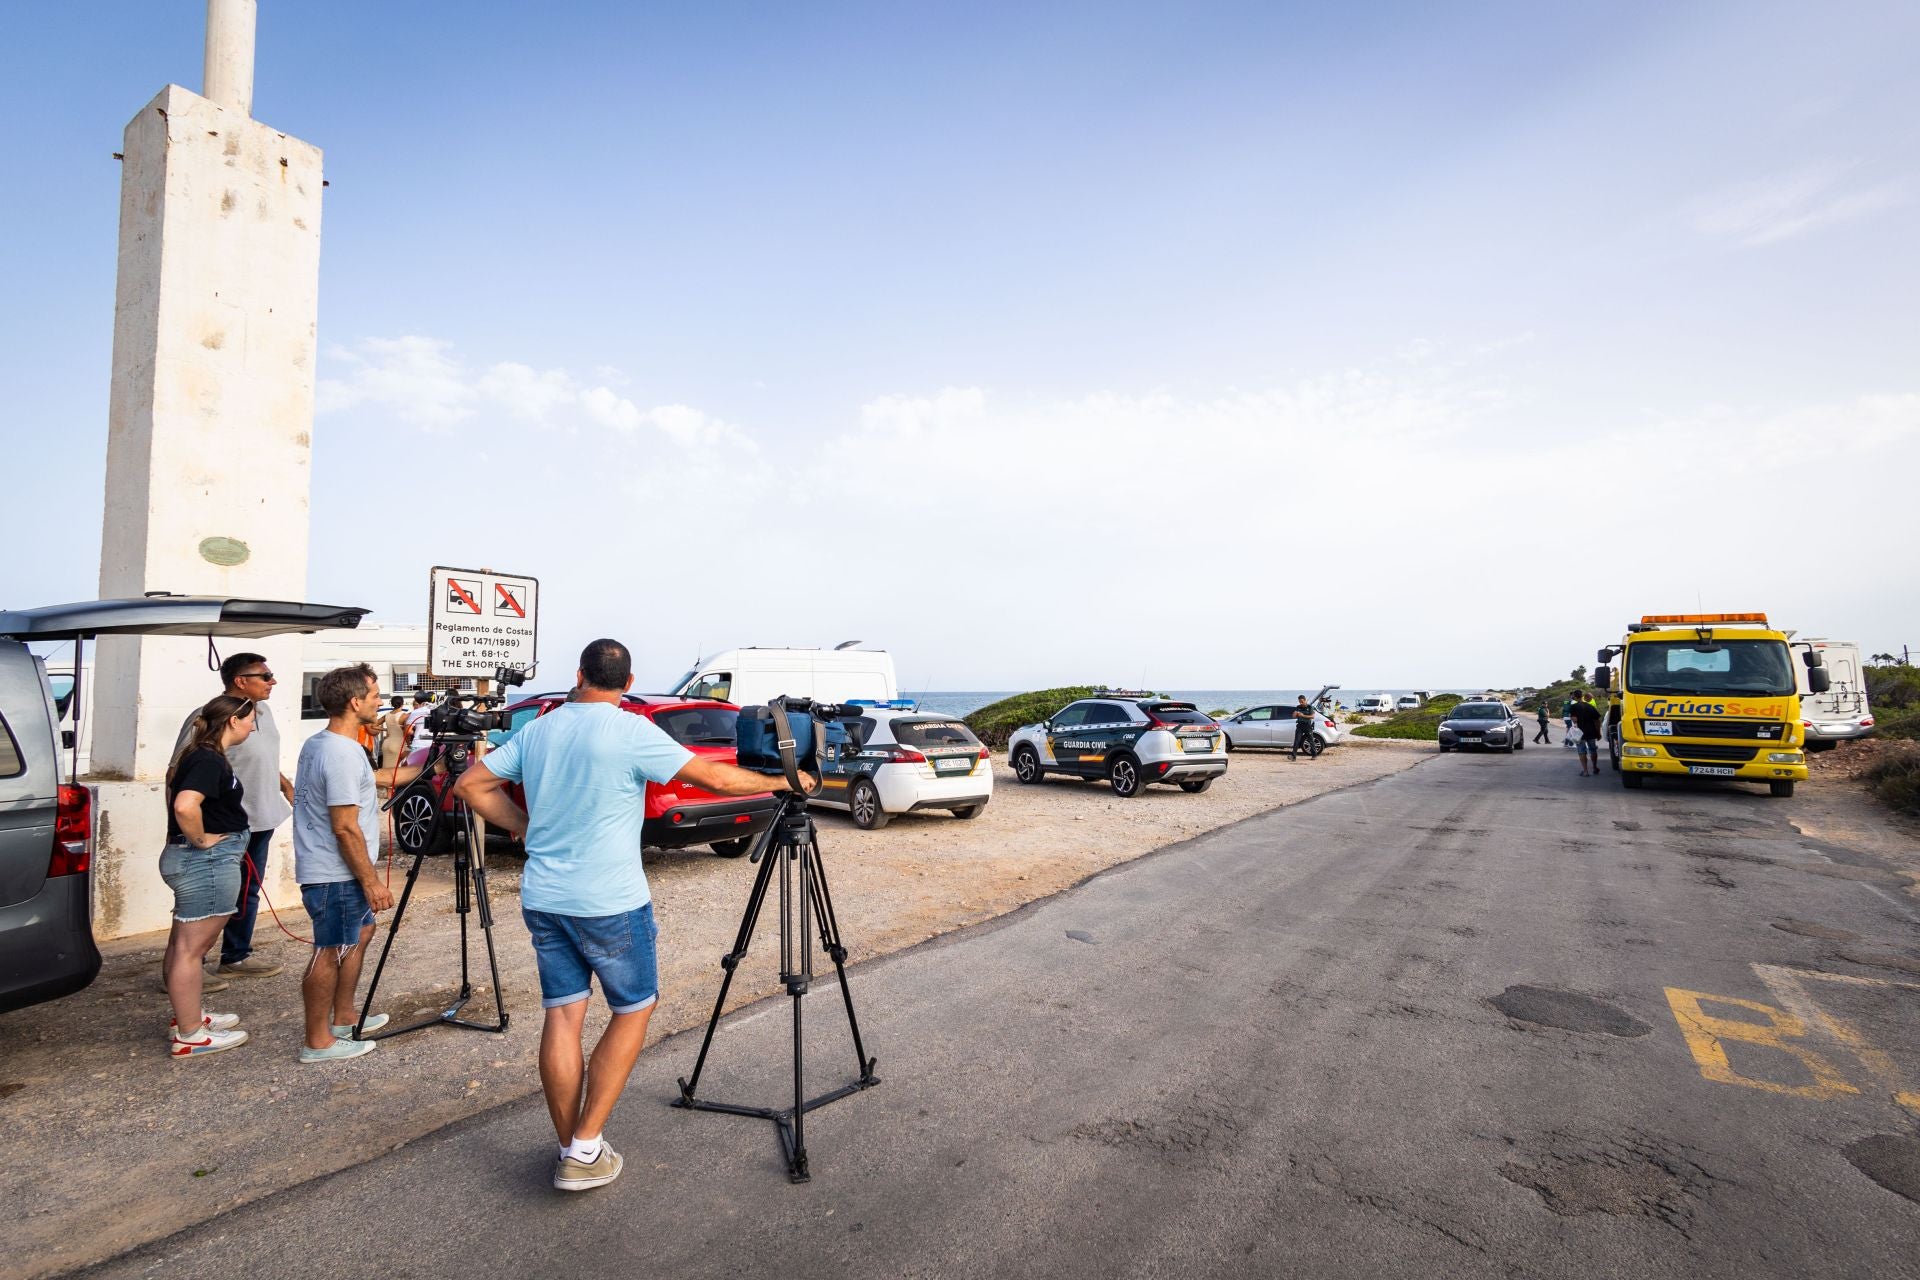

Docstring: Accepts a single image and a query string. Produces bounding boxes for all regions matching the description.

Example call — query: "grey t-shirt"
[292,730,379,885]
[174,701,291,832]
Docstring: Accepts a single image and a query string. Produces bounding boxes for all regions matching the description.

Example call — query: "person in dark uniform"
[1533,701,1552,744]
[1290,695,1318,761]
[1571,691,1604,776]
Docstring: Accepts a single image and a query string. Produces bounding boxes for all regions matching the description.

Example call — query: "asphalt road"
[79,744,1920,1279]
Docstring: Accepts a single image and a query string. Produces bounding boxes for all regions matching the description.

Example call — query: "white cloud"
[1688,163,1910,247]
[316,336,474,428]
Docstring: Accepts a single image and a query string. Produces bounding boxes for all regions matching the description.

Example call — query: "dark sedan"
[1436,702,1526,753]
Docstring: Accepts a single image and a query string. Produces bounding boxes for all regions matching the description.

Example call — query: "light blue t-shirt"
[483,701,695,917]
[292,731,379,885]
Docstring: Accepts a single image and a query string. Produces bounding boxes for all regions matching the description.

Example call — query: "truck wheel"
[1108,754,1143,798]
[710,837,752,858]
[1769,780,1795,798]
[1622,773,1644,789]
[1012,746,1044,784]
[1179,777,1213,794]
[850,778,891,829]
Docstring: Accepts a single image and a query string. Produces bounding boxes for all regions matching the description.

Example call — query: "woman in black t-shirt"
[159,695,260,1058]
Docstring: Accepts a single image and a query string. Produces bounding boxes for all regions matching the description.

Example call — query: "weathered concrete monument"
[90,0,322,935]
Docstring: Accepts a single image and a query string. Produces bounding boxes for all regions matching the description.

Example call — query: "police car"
[1007,691,1228,796]
[815,701,993,830]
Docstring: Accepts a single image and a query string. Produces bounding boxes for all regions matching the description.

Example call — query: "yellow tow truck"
[1595,613,1831,798]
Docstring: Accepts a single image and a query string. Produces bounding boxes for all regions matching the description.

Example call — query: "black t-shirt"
[1571,701,1603,738]
[168,747,248,841]
[1292,703,1316,728]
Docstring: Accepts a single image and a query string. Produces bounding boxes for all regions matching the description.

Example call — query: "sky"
[4,1,1917,691]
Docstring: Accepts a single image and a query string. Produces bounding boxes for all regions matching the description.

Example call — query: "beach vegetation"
[963,687,1099,750]
[1349,694,1465,740]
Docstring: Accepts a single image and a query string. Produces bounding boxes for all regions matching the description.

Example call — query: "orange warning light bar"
[1639,612,1769,626]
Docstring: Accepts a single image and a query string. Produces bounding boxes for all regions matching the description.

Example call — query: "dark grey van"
[0,595,367,1014]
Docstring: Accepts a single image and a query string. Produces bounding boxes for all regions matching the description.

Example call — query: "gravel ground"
[1,740,1427,1280]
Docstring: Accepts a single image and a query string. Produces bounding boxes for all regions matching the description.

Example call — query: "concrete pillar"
[88,47,322,936]
[203,0,256,117]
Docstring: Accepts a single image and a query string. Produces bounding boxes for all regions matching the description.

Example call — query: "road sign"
[429,566,538,678]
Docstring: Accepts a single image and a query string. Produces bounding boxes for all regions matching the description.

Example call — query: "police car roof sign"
[429,565,539,678]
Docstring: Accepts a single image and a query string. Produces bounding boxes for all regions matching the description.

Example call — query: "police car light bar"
[846,698,919,710]
[1092,687,1161,699]
[1638,613,1769,626]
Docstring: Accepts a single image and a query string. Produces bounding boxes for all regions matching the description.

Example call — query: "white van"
[670,645,898,708]
[1797,639,1873,750]
[1395,694,1423,712]
[1355,694,1393,715]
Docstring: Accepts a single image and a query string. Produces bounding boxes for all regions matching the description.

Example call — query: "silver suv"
[1007,691,1228,796]
[0,595,366,1013]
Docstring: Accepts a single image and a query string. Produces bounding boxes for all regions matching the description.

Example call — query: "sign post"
[428,566,539,679]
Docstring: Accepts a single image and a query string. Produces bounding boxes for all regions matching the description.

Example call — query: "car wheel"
[709,837,753,857]
[850,778,891,829]
[1622,772,1644,789]
[1178,777,1213,794]
[1769,780,1795,798]
[1507,736,1518,753]
[1012,745,1044,784]
[1308,734,1325,758]
[951,805,983,820]
[1223,734,1236,753]
[392,787,448,856]
[1516,734,1525,751]
[1437,743,1452,753]
[1108,754,1142,798]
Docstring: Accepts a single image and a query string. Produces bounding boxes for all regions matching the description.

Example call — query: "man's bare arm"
[451,761,530,838]
[329,803,394,912]
[675,757,818,797]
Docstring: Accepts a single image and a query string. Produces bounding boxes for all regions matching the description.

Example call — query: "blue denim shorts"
[522,903,659,1014]
[159,832,247,923]
[301,880,376,949]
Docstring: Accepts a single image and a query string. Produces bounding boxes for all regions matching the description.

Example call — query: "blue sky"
[5,1,1917,689]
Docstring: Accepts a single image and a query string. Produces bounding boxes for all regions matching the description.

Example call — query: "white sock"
[564,1135,603,1163]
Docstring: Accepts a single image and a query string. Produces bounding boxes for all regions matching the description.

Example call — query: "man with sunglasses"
[169,652,296,981]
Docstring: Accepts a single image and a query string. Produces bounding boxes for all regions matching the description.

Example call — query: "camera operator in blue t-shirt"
[454,638,816,1193]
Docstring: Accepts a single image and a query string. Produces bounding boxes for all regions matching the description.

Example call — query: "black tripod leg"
[675,834,782,1104]
[805,841,879,1083]
[449,848,510,1033]
[355,850,428,1034]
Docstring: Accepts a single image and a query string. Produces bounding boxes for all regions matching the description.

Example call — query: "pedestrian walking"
[378,696,411,773]
[454,638,819,1193]
[1533,701,1552,744]
[164,652,293,986]
[291,664,422,1064]
[1571,691,1604,777]
[159,695,259,1058]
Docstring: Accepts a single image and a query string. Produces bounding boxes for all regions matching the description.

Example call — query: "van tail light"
[51,784,91,877]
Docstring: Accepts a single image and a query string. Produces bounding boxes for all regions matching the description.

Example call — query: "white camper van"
[1797,639,1874,749]
[671,645,899,708]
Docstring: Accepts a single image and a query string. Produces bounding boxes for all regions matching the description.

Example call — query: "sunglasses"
[239,670,277,683]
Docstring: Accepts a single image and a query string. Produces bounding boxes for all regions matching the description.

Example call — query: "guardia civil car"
[1008,691,1228,796]
[815,701,993,830]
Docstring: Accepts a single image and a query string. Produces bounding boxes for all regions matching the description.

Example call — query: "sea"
[909,689,1484,718]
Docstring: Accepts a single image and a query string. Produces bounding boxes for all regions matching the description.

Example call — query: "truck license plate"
[1687,765,1737,777]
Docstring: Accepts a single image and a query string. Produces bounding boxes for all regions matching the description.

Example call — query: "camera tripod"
[355,744,509,1039]
[673,789,879,1182]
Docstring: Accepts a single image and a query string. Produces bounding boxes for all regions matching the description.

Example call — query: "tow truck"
[1595,612,1830,798]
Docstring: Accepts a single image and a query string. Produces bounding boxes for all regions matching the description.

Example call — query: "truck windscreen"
[1625,640,1794,696]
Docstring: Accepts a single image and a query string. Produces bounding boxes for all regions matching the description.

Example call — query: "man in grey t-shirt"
[291,663,419,1064]
[171,652,295,980]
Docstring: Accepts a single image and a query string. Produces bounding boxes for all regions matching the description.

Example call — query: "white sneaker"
[171,1011,241,1033]
[298,1037,377,1064]
[331,1013,389,1039]
[170,1025,249,1058]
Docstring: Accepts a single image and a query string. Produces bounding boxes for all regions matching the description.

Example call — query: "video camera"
[422,665,531,738]
[735,696,861,790]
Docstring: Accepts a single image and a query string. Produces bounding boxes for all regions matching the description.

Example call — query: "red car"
[388,693,778,858]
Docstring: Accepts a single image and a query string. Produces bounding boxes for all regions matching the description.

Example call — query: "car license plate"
[936,757,971,773]
[1183,737,1213,753]
[1687,765,1737,777]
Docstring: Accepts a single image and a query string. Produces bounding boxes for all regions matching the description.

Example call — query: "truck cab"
[1597,612,1828,798]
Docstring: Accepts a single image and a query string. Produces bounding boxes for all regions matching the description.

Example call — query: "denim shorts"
[159,832,247,923]
[1576,735,1600,758]
[301,880,376,949]
[522,903,659,1014]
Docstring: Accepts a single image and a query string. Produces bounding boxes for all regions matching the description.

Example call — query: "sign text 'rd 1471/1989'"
[428,565,539,678]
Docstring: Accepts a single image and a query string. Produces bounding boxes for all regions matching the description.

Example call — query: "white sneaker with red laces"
[171,1011,241,1033]
[169,1025,248,1058]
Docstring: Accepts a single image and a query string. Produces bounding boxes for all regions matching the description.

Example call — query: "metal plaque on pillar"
[428,566,539,678]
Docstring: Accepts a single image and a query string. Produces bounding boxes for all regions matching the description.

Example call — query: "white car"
[1008,692,1228,796]
[1395,695,1422,711]
[815,703,993,829]
[1217,689,1345,752]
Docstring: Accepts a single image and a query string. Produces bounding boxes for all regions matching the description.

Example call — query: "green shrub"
[1350,694,1463,740]
[1865,742,1920,815]
[963,687,1098,750]
[1867,662,1920,713]
[1871,705,1920,742]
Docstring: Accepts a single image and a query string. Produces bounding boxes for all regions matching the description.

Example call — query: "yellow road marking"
[1663,987,1857,1100]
